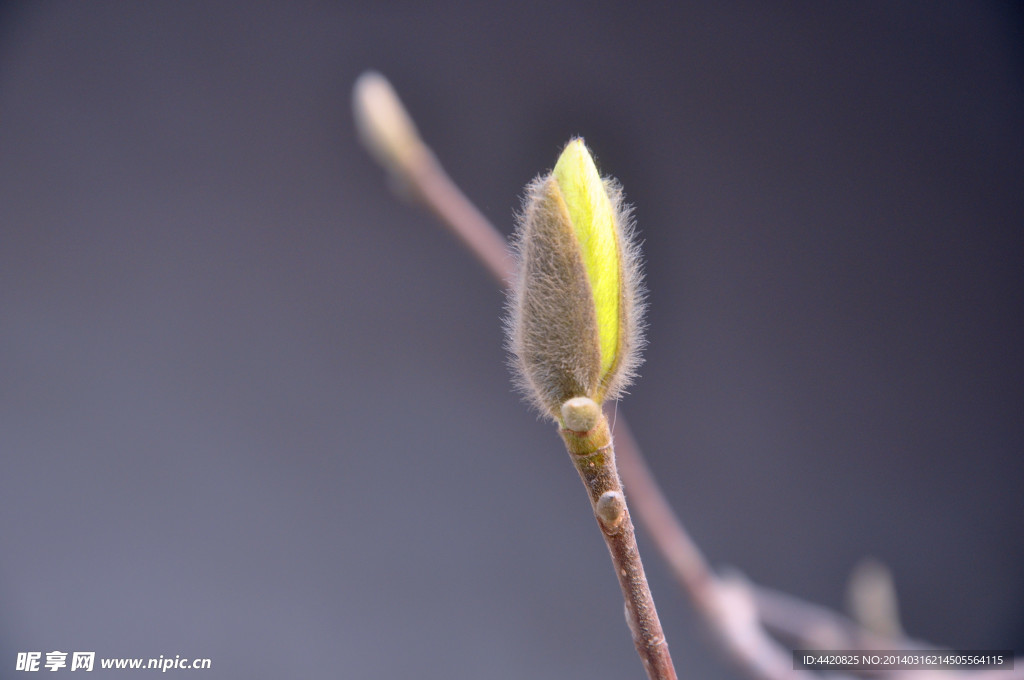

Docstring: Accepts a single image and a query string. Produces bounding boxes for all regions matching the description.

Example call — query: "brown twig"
[352,70,1023,680]
[561,399,677,680]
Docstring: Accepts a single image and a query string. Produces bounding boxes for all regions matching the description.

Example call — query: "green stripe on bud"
[507,138,645,420]
[552,140,620,378]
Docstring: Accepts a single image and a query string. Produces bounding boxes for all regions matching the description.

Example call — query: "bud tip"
[352,70,422,172]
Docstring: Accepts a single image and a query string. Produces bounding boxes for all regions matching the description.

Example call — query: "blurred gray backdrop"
[1,2,1021,678]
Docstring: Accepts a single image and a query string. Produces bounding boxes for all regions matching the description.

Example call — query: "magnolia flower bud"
[507,138,645,420]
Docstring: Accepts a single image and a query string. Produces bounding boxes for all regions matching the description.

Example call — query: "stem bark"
[561,412,678,680]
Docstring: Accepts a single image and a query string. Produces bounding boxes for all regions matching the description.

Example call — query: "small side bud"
[506,138,646,420]
[596,490,626,529]
[561,397,601,433]
[352,71,424,177]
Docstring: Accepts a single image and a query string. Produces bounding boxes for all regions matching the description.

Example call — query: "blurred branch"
[351,70,1022,680]
[352,71,513,284]
[846,558,904,640]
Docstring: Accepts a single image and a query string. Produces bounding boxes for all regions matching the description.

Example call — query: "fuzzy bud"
[507,138,645,420]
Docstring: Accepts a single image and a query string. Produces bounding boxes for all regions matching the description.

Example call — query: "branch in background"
[353,72,513,284]
[351,70,1022,680]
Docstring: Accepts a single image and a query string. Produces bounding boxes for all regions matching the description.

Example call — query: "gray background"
[1,2,1021,678]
